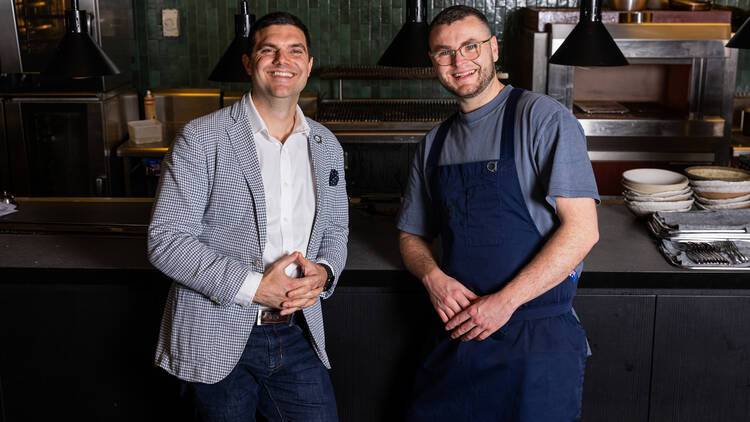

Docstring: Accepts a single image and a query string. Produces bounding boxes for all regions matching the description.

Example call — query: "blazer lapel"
[227,95,267,249]
[306,124,327,258]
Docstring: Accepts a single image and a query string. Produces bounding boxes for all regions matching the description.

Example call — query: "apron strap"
[426,114,455,172]
[508,295,573,323]
[500,87,525,160]
[426,114,456,228]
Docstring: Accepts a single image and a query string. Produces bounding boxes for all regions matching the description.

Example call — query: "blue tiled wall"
[134,0,574,98]
[133,0,750,97]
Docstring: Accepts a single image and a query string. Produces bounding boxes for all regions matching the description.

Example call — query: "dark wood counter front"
[1,200,749,421]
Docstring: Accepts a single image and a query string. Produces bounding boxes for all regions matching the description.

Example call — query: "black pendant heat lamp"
[549,0,628,66]
[43,0,120,78]
[726,17,750,48]
[377,0,431,67]
[209,1,255,82]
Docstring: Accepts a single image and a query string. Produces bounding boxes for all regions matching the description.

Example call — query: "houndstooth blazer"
[147,94,349,384]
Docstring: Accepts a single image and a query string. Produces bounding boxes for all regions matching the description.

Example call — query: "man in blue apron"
[396,6,600,421]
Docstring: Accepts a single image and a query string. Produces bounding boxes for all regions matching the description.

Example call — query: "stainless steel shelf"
[579,117,725,137]
[550,23,732,59]
[333,131,425,144]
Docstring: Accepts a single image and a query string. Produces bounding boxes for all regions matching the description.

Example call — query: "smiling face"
[429,16,501,109]
[242,24,313,103]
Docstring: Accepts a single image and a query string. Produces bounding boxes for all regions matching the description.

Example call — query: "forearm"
[494,198,599,310]
[398,231,442,284]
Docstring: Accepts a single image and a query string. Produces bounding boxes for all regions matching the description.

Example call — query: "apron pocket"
[466,181,503,246]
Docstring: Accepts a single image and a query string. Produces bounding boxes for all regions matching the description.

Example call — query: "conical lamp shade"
[377,0,430,68]
[377,22,431,67]
[209,37,253,82]
[209,3,254,82]
[549,0,627,67]
[549,21,628,66]
[43,4,119,78]
[44,32,120,78]
[727,17,750,48]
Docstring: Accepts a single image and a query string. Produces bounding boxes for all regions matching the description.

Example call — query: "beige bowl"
[623,189,693,202]
[690,179,750,189]
[694,200,750,210]
[685,166,750,181]
[622,168,689,194]
[625,198,694,216]
[694,192,750,205]
[692,179,750,199]
[695,191,750,200]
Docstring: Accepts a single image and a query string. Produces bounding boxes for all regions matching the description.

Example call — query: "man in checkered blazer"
[148,12,348,421]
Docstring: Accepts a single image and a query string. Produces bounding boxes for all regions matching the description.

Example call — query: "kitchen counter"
[2,199,750,422]
[0,199,736,273]
[0,198,696,270]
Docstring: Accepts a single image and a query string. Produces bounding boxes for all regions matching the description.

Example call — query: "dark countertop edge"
[2,267,749,291]
[2,202,748,289]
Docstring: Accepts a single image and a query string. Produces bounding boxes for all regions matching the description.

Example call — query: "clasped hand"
[254,252,327,315]
[424,271,514,342]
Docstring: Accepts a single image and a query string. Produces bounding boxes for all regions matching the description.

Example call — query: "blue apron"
[407,88,588,422]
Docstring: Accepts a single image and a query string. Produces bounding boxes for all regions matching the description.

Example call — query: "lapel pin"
[314,134,322,143]
[329,169,339,186]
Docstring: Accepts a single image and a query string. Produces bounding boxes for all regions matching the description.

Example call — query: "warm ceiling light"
[209,0,254,82]
[42,0,120,78]
[377,0,431,68]
[549,0,628,67]
[727,17,750,49]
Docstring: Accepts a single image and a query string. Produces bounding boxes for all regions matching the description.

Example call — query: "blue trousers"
[180,322,338,422]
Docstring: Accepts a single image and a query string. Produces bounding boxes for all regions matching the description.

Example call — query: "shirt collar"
[458,84,513,124]
[245,92,310,140]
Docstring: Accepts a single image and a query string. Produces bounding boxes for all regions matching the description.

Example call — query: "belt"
[255,309,293,326]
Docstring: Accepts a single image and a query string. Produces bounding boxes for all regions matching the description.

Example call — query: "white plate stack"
[622,169,693,217]
[685,166,750,210]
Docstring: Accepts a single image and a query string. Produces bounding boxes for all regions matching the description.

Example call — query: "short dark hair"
[428,6,492,40]
[249,12,312,55]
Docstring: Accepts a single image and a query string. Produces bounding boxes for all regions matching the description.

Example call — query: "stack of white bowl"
[622,168,694,217]
[685,166,750,210]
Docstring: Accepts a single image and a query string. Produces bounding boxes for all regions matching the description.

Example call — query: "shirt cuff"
[234,271,263,307]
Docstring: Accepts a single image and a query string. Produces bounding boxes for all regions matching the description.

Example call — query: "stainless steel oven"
[0,0,133,92]
[518,8,737,194]
[2,90,127,196]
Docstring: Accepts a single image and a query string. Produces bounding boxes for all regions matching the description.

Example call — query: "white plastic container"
[127,119,163,144]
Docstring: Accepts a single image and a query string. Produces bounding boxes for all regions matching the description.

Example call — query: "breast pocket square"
[329,169,339,186]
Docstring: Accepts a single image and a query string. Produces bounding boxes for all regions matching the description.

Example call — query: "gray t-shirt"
[397,86,600,272]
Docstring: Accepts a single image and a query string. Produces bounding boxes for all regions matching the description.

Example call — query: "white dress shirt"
[233,93,318,307]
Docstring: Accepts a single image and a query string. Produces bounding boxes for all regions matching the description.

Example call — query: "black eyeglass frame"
[430,37,493,66]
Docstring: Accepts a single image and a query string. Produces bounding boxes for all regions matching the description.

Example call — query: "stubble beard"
[441,64,495,100]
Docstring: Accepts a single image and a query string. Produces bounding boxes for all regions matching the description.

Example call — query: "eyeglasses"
[431,37,492,66]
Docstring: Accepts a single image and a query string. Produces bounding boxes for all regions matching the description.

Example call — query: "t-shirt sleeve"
[536,109,601,209]
[396,139,437,238]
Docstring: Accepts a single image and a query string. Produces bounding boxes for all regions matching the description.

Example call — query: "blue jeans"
[180,322,338,422]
